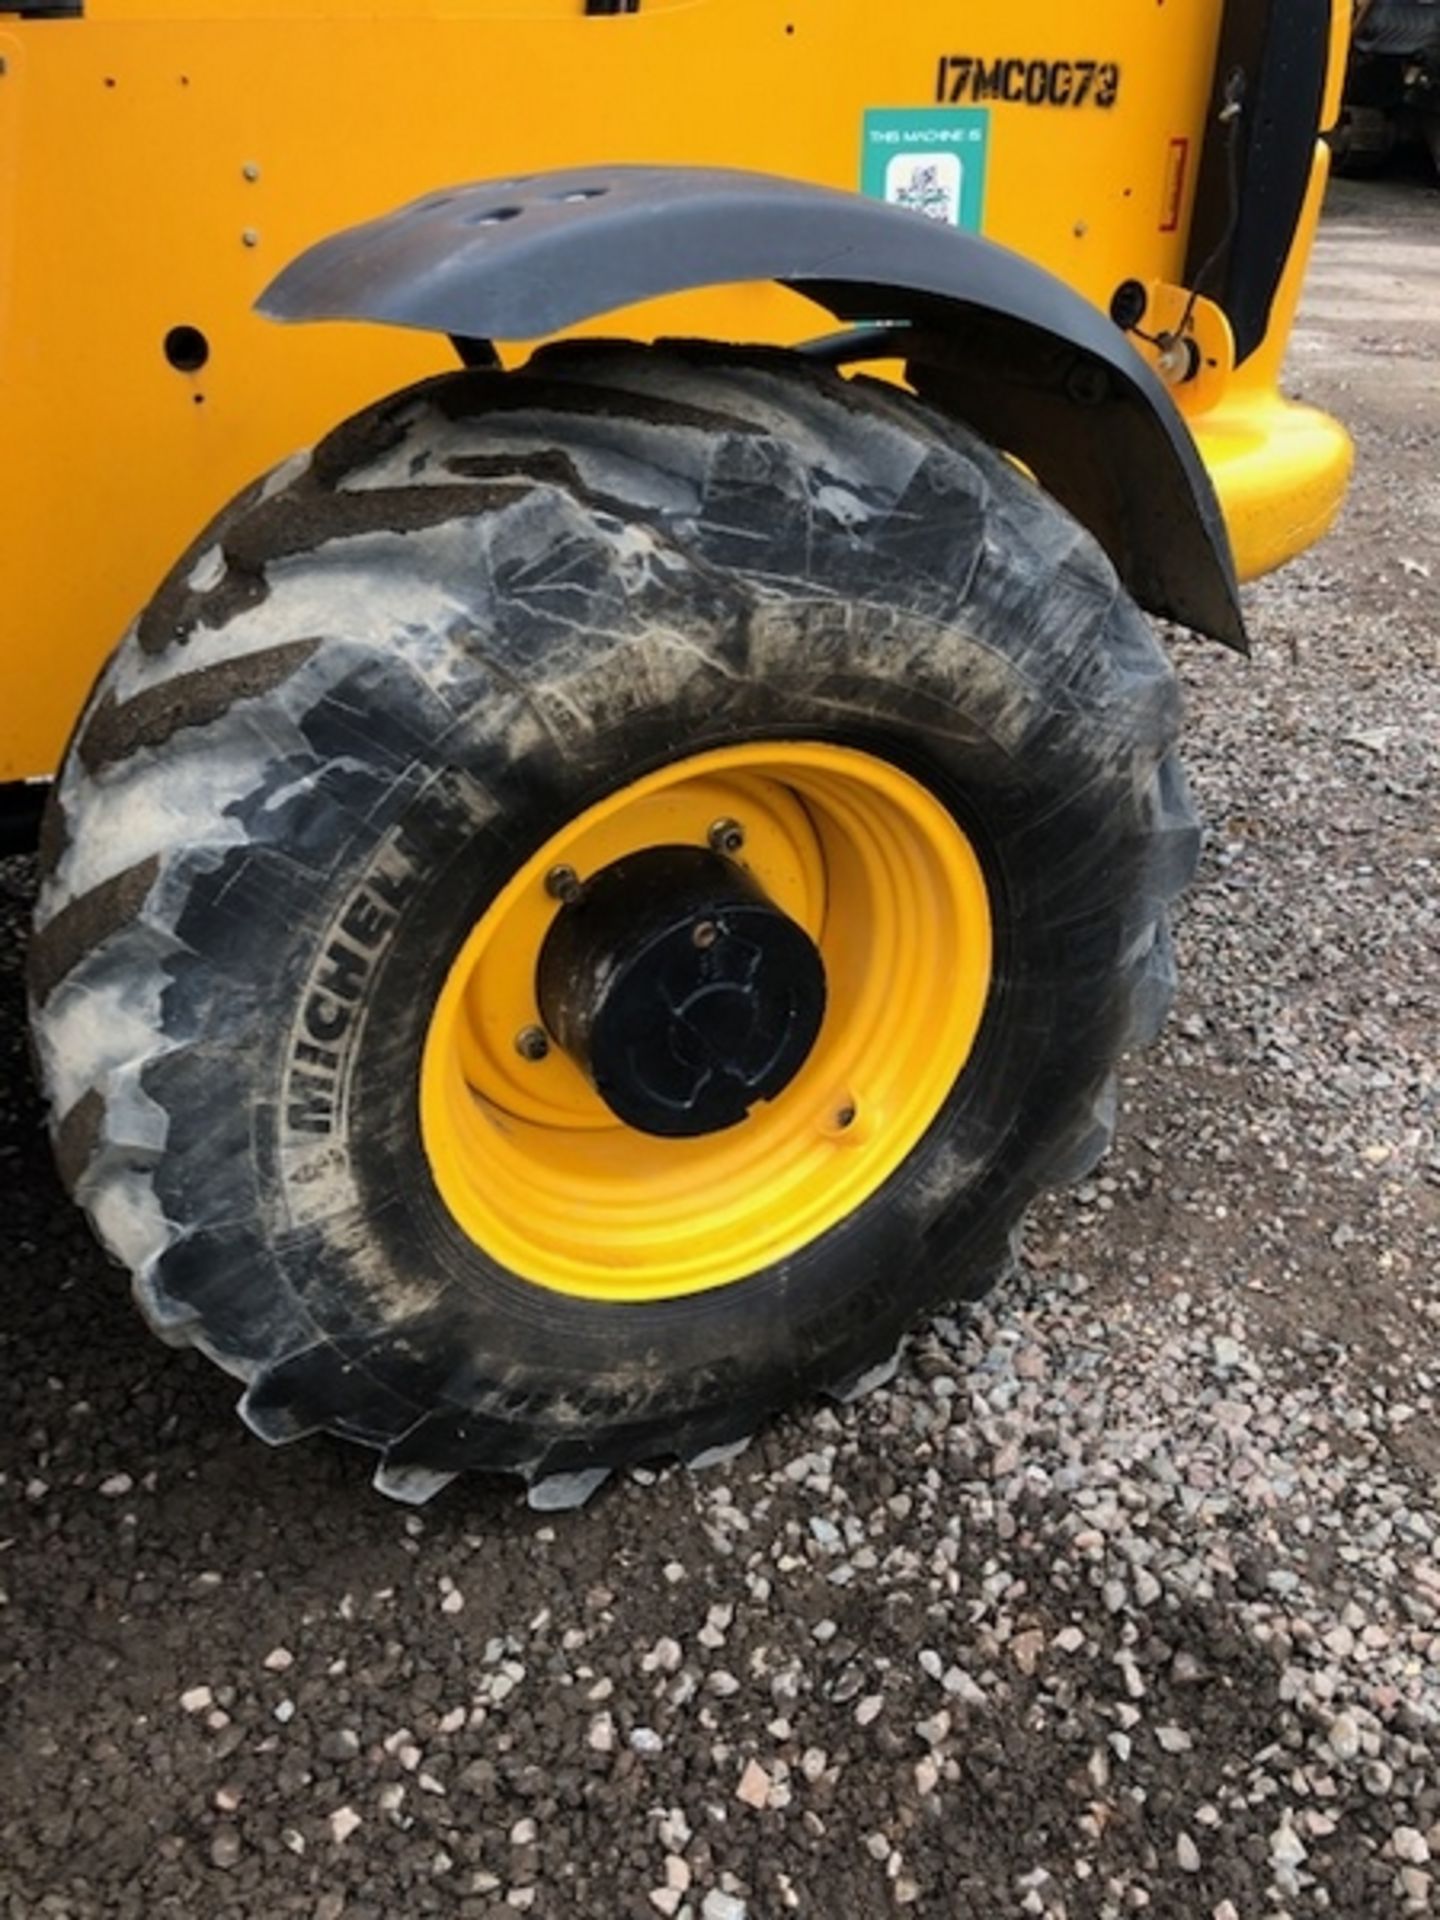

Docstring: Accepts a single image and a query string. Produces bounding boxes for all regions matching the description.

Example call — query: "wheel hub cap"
[537,846,827,1137]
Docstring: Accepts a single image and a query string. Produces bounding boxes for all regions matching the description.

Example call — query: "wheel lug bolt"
[691,919,719,950]
[546,864,582,905]
[708,817,745,857]
[515,1025,550,1062]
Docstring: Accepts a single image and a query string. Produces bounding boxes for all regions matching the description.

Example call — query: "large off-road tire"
[28,342,1198,1505]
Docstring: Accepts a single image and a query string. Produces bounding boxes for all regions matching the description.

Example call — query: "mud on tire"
[28,342,1199,1503]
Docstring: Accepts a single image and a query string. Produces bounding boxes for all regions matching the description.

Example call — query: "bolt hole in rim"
[420,742,992,1301]
[163,324,210,373]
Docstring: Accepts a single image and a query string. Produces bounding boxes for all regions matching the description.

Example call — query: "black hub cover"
[536,846,827,1138]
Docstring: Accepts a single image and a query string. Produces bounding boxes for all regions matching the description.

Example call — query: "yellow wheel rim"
[420,741,992,1301]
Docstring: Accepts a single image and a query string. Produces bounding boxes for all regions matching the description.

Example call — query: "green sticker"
[862,108,990,232]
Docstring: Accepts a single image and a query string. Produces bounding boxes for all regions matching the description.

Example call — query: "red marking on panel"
[1160,136,1190,234]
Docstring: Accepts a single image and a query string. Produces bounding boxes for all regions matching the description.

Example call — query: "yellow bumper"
[1193,389,1355,585]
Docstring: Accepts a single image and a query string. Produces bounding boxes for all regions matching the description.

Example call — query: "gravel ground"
[2,175,1437,1920]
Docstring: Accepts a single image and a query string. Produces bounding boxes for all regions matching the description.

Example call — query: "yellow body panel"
[0,0,1352,780]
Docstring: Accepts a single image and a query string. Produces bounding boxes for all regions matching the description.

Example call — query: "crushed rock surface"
[1,175,1437,1919]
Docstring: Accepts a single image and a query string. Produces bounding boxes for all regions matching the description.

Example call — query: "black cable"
[1129,66,1247,356]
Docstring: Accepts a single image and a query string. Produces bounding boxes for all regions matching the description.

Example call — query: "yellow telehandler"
[1,0,1354,1505]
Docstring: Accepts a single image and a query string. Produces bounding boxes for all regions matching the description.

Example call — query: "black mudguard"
[261,165,1245,648]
